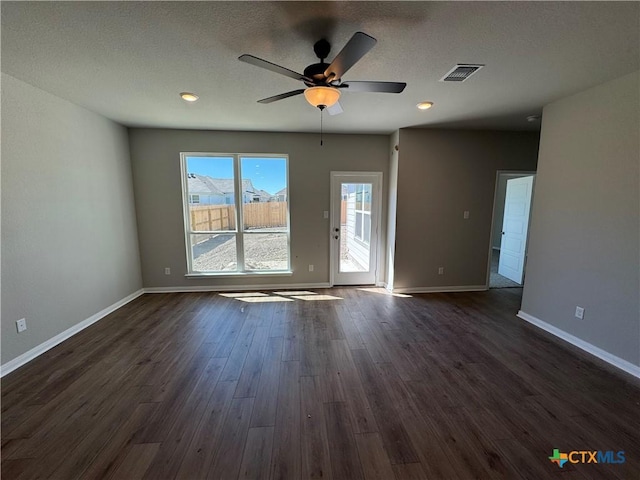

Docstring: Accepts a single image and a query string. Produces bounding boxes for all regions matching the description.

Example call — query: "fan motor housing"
[303,62,331,85]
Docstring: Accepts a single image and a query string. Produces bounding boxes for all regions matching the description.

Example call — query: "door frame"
[329,171,383,286]
[486,170,536,289]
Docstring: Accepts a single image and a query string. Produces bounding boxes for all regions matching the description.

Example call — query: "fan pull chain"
[320,107,324,146]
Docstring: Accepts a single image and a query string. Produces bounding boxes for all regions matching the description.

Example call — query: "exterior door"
[330,172,381,285]
[498,175,535,284]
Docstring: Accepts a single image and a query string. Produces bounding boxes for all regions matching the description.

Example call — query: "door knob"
[334,235,339,239]
[334,228,340,232]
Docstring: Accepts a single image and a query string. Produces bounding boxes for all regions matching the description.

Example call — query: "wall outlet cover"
[16,318,27,333]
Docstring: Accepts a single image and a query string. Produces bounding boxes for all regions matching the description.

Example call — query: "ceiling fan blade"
[327,101,343,116]
[323,32,377,81]
[339,81,407,93]
[239,54,311,83]
[257,89,305,104]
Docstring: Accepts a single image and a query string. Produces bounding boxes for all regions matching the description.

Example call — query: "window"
[181,153,290,274]
[354,183,371,244]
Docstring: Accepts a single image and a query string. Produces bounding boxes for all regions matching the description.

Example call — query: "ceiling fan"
[238,32,406,115]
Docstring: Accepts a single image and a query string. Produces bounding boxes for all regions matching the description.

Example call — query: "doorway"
[330,172,382,285]
[488,172,536,288]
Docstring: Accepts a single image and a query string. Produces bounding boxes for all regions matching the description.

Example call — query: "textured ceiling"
[2,1,639,134]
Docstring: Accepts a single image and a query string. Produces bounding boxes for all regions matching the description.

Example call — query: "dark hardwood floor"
[2,288,639,479]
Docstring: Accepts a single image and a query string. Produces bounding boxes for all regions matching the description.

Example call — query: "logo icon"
[549,448,625,467]
[549,449,569,468]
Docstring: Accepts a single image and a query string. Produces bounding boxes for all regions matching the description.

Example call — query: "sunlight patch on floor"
[358,287,412,298]
[219,292,269,298]
[235,296,295,303]
[291,295,343,301]
[220,291,341,302]
[272,291,317,296]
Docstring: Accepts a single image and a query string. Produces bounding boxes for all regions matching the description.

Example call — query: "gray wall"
[128,129,389,288]
[521,71,640,366]
[392,129,539,290]
[1,74,143,365]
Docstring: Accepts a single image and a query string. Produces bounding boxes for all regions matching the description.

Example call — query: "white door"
[330,172,381,285]
[498,175,535,284]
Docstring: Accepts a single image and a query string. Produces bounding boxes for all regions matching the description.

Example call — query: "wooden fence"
[243,202,288,229]
[190,205,235,231]
[189,202,288,231]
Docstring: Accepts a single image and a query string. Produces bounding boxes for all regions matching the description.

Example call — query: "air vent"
[440,64,484,82]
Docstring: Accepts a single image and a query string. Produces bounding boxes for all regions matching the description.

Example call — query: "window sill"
[185,271,293,278]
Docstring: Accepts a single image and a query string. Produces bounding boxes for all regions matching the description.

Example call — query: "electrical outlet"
[438,267,444,275]
[463,211,470,219]
[309,264,314,272]
[164,267,171,275]
[323,211,329,219]
[575,306,585,319]
[16,318,27,333]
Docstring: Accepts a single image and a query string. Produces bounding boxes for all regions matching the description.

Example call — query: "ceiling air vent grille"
[440,64,484,82]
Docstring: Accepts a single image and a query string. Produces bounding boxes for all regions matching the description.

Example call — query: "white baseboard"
[144,282,332,293]
[1,289,145,377]
[392,285,488,294]
[517,310,640,380]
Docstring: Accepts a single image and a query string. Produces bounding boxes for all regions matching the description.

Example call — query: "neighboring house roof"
[188,174,272,198]
[275,187,287,197]
[187,174,224,195]
[254,188,272,199]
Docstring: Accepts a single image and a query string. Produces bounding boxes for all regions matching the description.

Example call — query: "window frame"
[180,152,291,276]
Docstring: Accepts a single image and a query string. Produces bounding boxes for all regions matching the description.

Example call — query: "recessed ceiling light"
[417,101,434,110]
[180,92,199,102]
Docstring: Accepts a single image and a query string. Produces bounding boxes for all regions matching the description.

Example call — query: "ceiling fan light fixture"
[417,101,434,110]
[180,92,199,102]
[304,86,341,108]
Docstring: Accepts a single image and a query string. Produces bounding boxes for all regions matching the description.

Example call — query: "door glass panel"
[339,183,371,273]
[363,184,372,212]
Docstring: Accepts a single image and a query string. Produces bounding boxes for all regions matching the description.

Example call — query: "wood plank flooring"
[2,288,639,479]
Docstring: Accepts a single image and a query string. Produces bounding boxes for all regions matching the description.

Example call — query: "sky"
[186,156,287,195]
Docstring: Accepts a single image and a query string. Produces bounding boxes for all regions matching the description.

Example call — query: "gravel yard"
[192,232,288,271]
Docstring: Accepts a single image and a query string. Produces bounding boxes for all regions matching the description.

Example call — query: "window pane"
[244,233,289,271]
[356,184,363,211]
[191,234,237,272]
[185,156,236,231]
[363,213,371,244]
[356,212,363,239]
[363,184,372,212]
[240,157,288,232]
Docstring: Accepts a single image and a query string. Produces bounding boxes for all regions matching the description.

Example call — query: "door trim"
[329,171,383,286]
